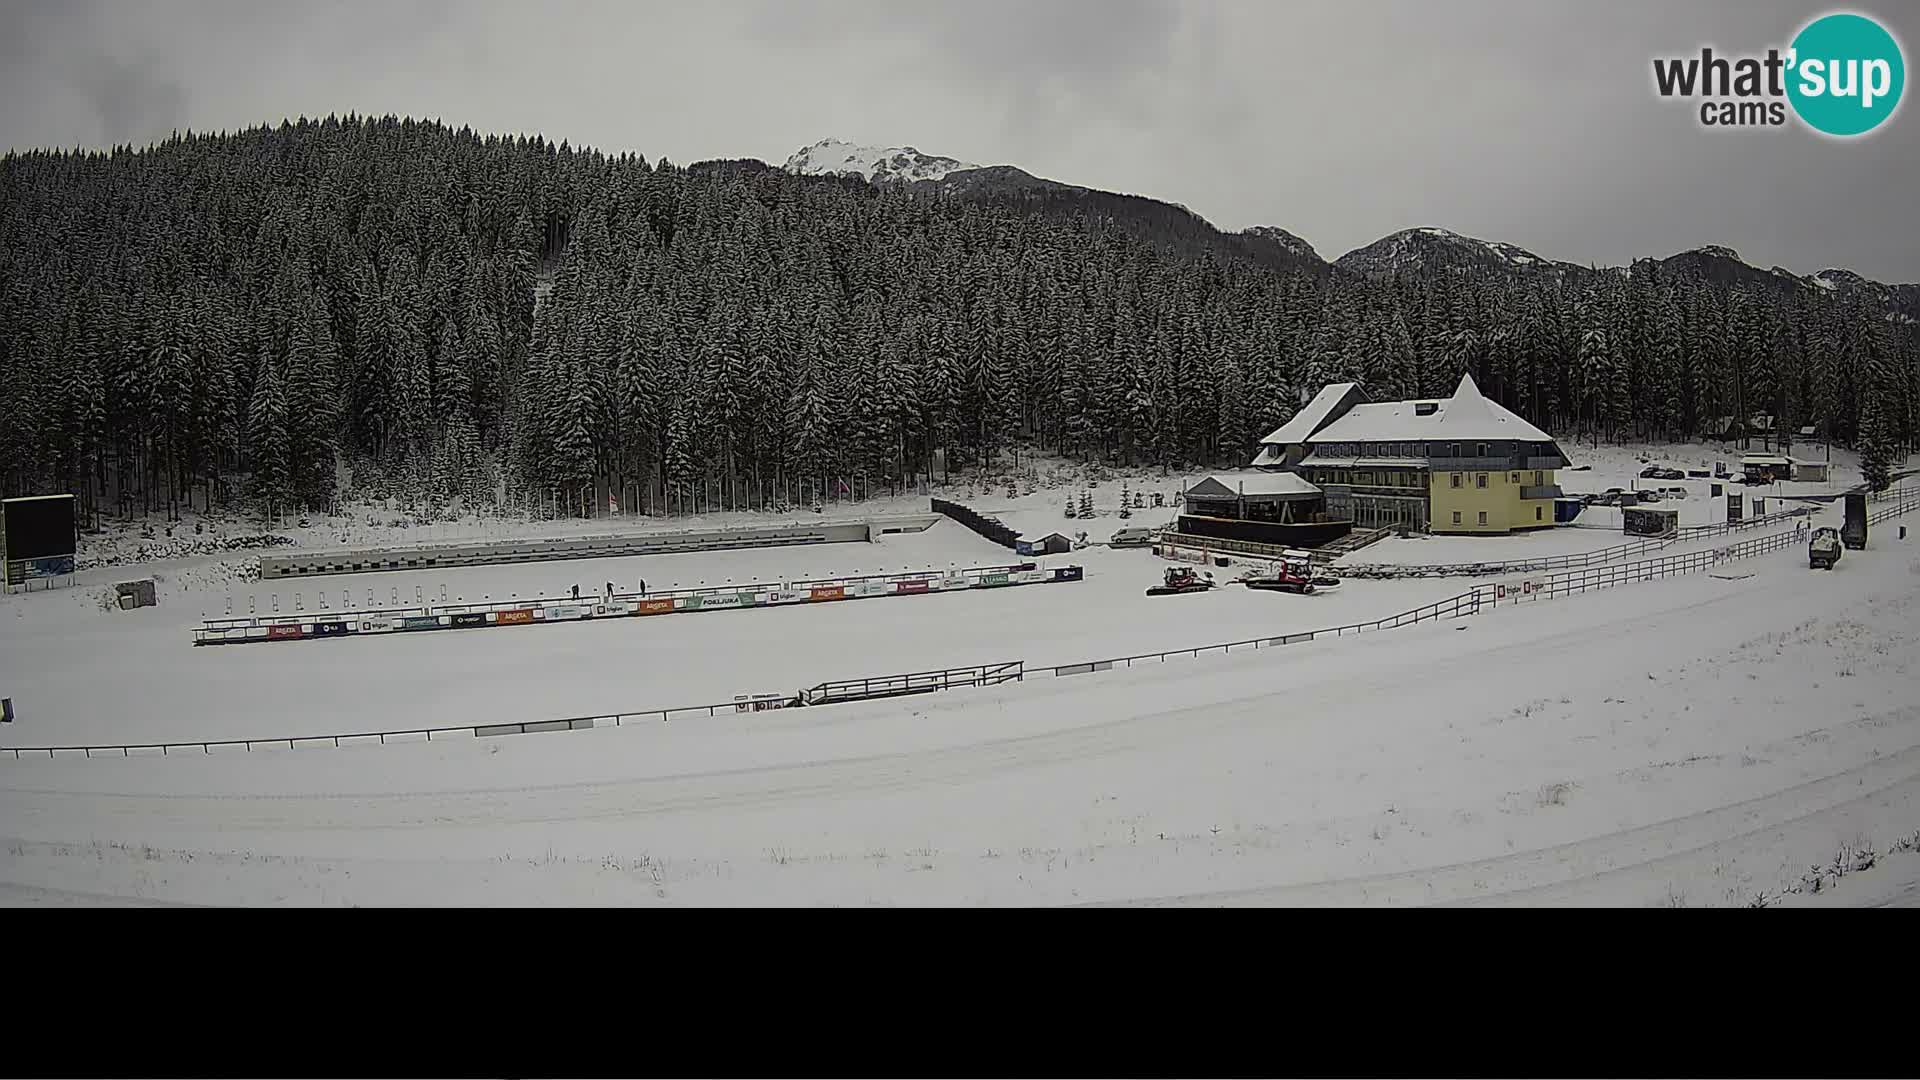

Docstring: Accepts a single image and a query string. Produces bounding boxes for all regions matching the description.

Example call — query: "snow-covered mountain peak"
[1689,244,1744,263]
[1335,226,1552,276]
[1241,225,1319,260]
[782,139,982,183]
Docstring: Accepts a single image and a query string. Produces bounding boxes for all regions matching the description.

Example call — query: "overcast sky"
[3,0,1915,279]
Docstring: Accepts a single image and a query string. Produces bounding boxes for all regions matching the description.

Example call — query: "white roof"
[1188,472,1322,499]
[1309,374,1552,444]
[1741,454,1792,465]
[1260,383,1359,445]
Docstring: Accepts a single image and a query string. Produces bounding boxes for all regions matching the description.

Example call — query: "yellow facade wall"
[1429,467,1557,534]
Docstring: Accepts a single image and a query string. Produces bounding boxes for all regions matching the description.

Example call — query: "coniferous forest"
[2,115,1915,526]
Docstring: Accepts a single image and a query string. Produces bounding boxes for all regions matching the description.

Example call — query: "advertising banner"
[810,586,846,601]
[266,624,303,640]
[313,620,350,636]
[450,612,488,627]
[400,615,443,630]
[4,555,75,586]
[495,608,535,625]
[544,605,587,620]
[637,598,676,615]
[361,616,394,632]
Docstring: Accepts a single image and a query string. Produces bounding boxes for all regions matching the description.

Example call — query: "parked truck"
[1843,492,1868,550]
[1809,527,1843,570]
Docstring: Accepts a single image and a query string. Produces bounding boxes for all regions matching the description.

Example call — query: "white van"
[1109,526,1156,548]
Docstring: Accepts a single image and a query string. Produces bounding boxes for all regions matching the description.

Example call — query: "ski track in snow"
[2,444,1913,905]
[4,493,1918,905]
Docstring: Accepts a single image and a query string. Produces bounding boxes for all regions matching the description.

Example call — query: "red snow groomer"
[1146,565,1217,596]
[1244,556,1341,595]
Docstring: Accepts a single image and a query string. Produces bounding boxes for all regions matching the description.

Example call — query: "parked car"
[1109,526,1156,548]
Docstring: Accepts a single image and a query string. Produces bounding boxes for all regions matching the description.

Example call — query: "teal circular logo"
[1787,12,1905,136]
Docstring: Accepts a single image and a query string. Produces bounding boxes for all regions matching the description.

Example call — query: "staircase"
[1319,525,1399,557]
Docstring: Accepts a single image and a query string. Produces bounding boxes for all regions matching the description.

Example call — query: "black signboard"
[1,494,77,561]
[2,494,77,587]
[313,621,350,636]
[451,612,488,627]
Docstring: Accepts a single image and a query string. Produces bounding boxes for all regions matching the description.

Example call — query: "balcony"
[1429,456,1514,472]
[1524,455,1567,471]
[1520,484,1564,501]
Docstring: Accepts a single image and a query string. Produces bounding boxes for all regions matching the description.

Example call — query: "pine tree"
[1859,390,1895,492]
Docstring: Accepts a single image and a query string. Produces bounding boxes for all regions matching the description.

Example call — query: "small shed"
[1015,532,1073,556]
[1791,459,1830,483]
[114,579,158,610]
[1623,506,1680,537]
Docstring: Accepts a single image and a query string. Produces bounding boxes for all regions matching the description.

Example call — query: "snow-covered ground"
[0,519,1471,746]
[6,440,1916,906]
[3,490,1917,906]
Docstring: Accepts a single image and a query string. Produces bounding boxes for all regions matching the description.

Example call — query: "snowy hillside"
[783,139,982,183]
[1335,226,1582,278]
[1240,225,1319,261]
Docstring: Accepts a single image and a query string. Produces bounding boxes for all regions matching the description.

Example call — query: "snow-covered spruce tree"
[1858,391,1895,492]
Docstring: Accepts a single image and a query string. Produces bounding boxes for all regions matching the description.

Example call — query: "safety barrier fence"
[1483,495,1920,606]
[2,662,1027,759]
[1331,505,1817,579]
[191,562,1084,646]
[13,498,1918,761]
[1027,589,1485,677]
[930,498,1019,550]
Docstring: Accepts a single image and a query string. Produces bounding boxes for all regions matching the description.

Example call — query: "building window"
[1478,511,1488,526]
[1476,443,1487,457]
[1476,473,1488,488]
[1534,471,1543,485]
[1452,511,1462,525]
[1510,472,1520,484]
[1536,506,1544,521]
[1450,473,1463,488]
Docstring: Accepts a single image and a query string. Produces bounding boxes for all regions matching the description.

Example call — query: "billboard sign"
[2,493,77,587]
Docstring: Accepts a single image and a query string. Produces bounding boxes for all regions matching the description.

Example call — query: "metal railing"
[1337,505,1816,579]
[802,662,1024,706]
[1032,589,1485,677]
[1492,495,1920,604]
[1,698,755,759]
[0,662,1029,760]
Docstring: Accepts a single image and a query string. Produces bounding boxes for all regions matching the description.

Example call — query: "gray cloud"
[1,0,1915,280]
